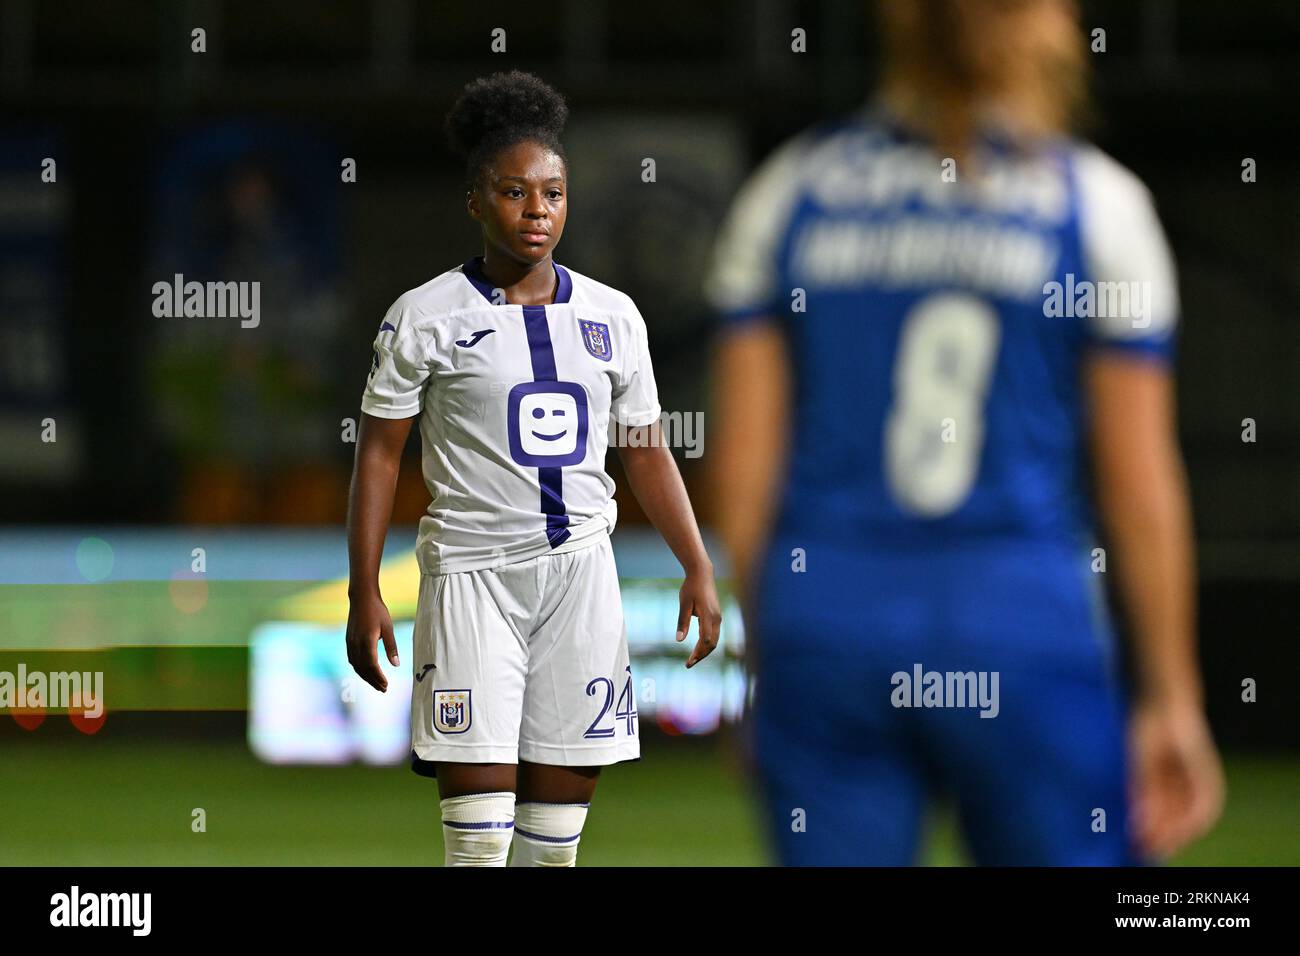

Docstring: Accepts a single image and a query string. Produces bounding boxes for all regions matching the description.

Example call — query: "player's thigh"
[410,567,531,768]
[435,763,518,800]
[519,538,640,768]
[754,645,930,866]
[925,657,1135,866]
[517,762,601,804]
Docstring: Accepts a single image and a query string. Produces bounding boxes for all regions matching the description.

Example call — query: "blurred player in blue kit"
[708,0,1224,864]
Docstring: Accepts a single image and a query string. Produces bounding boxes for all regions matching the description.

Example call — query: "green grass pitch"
[1,736,1294,866]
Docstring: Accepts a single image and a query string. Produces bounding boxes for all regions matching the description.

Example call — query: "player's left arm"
[1076,147,1225,859]
[618,433,721,668]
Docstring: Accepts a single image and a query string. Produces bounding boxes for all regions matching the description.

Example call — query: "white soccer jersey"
[361,256,661,575]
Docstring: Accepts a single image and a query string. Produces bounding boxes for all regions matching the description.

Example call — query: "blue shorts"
[750,537,1141,866]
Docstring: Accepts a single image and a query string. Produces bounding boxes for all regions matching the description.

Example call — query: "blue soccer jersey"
[705,105,1179,557]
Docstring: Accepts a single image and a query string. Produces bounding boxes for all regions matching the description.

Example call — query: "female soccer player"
[708,0,1224,864]
[346,70,720,866]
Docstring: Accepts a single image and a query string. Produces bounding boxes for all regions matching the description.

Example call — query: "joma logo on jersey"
[434,689,471,734]
[578,319,612,361]
[455,328,495,348]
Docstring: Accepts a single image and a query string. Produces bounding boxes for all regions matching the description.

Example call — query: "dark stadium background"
[0,0,1296,865]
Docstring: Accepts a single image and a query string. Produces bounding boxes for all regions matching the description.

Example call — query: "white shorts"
[410,534,640,771]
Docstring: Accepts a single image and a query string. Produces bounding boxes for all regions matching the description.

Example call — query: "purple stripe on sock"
[444,820,515,831]
[514,826,582,845]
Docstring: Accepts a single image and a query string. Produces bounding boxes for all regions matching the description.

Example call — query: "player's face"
[471,140,567,268]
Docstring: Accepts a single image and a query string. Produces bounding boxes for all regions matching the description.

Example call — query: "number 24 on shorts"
[584,666,637,738]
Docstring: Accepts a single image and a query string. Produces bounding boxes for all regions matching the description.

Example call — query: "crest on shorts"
[578,319,612,362]
[434,689,471,734]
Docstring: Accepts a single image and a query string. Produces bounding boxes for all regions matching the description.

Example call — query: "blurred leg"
[926,661,1137,866]
[754,650,929,866]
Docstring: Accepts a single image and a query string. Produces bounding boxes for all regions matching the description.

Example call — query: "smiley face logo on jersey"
[523,394,576,452]
[507,381,589,467]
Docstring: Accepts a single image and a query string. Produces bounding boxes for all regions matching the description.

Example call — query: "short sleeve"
[360,296,430,418]
[1075,146,1181,361]
[611,306,662,428]
[703,133,812,327]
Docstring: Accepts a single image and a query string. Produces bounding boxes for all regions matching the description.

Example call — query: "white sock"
[439,791,516,867]
[509,802,590,867]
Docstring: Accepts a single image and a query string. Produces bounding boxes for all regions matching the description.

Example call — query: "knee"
[510,802,590,867]
[439,791,516,866]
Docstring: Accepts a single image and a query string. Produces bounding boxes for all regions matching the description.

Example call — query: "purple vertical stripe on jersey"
[458,256,576,547]
[522,303,572,548]
[521,305,558,381]
[539,467,571,547]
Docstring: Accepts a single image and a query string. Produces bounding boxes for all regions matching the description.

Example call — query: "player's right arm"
[703,133,809,607]
[347,295,432,692]
[709,323,790,605]
[345,412,415,693]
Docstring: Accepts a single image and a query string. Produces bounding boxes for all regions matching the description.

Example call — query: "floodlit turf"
[0,736,767,866]
[1,737,1295,866]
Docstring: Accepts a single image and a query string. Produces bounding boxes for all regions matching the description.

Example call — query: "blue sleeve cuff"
[1086,333,1176,363]
[712,305,782,330]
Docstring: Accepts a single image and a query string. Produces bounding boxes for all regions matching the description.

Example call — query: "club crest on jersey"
[434,689,471,734]
[578,319,612,362]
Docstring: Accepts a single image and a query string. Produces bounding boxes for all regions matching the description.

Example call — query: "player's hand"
[676,569,722,668]
[346,590,400,693]
[1128,697,1225,860]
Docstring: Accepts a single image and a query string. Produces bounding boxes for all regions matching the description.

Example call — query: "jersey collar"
[462,255,572,305]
